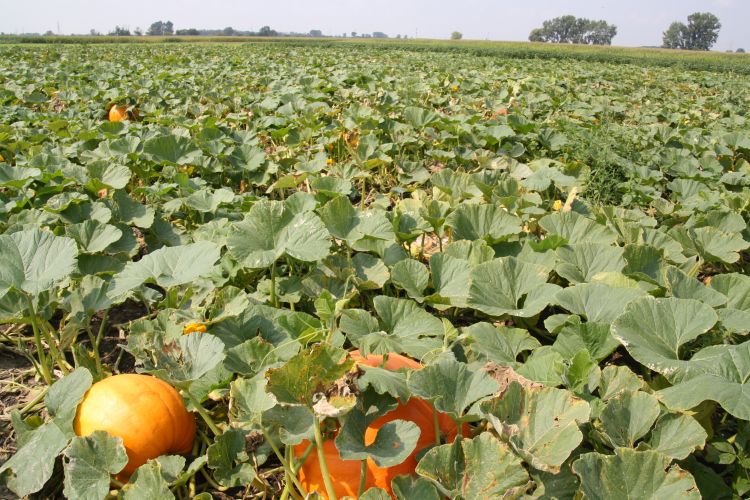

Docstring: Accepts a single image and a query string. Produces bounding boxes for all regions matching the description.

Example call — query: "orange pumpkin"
[295,351,463,499]
[74,374,196,477]
[108,104,128,122]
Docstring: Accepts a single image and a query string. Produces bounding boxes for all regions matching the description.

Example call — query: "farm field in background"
[0,41,749,499]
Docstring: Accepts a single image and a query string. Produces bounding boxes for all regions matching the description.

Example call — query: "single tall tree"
[147,21,164,36]
[662,12,721,50]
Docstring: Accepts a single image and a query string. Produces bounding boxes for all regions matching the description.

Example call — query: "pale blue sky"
[2,0,748,50]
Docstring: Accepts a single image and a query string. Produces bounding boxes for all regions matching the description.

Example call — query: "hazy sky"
[2,0,748,50]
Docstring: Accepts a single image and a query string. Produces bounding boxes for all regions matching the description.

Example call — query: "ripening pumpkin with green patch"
[295,351,465,499]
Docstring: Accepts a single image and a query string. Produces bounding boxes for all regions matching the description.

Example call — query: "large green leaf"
[555,243,625,284]
[5,229,78,296]
[464,322,541,365]
[407,356,499,421]
[446,203,522,243]
[143,134,202,165]
[122,460,174,500]
[389,258,429,302]
[319,196,394,248]
[63,431,128,500]
[710,273,750,333]
[554,283,647,324]
[598,391,660,448]
[539,211,617,244]
[265,344,352,407]
[611,297,717,378]
[147,333,226,384]
[228,200,331,268]
[481,382,590,472]
[467,257,560,318]
[230,373,277,425]
[0,236,24,300]
[66,220,123,254]
[207,428,257,487]
[658,340,750,419]
[572,448,700,499]
[335,392,420,467]
[372,296,444,358]
[108,241,221,298]
[647,413,707,460]
[0,369,92,497]
[415,434,530,498]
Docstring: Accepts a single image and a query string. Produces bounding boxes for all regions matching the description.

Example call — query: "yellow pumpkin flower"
[183,323,207,335]
[326,158,334,165]
[553,200,564,211]
[450,85,459,92]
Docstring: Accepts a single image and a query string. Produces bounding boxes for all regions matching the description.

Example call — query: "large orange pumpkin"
[295,351,463,499]
[74,374,196,476]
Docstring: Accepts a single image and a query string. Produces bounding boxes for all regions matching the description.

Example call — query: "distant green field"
[1,34,748,74]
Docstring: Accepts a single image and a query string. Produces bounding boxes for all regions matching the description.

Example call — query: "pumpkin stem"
[357,459,367,498]
[433,406,442,446]
[25,294,52,384]
[270,260,279,308]
[313,416,338,500]
[186,391,223,436]
[260,423,307,497]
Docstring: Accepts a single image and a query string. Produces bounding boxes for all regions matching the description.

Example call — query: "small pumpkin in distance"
[295,351,463,499]
[108,104,128,122]
[74,374,196,477]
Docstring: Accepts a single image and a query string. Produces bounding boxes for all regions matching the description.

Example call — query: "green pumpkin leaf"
[555,243,625,284]
[392,475,440,500]
[407,356,498,421]
[207,428,258,487]
[143,134,202,165]
[0,369,92,497]
[266,344,352,407]
[5,229,78,296]
[390,258,429,302]
[231,374,277,425]
[336,392,419,467]
[108,241,221,298]
[611,297,717,379]
[464,322,541,365]
[63,431,128,500]
[554,283,646,323]
[658,340,750,420]
[647,413,707,460]
[445,203,522,243]
[599,391,660,448]
[66,220,123,254]
[415,434,530,498]
[227,200,331,269]
[467,257,560,318]
[481,382,590,472]
[572,448,700,500]
[148,333,226,384]
[0,236,24,300]
[122,460,174,500]
[598,366,643,401]
[539,211,617,245]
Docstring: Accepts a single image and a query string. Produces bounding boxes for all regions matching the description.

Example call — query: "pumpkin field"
[1,40,750,499]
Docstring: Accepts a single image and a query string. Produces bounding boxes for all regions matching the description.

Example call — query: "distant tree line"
[87,21,396,39]
[529,16,617,45]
